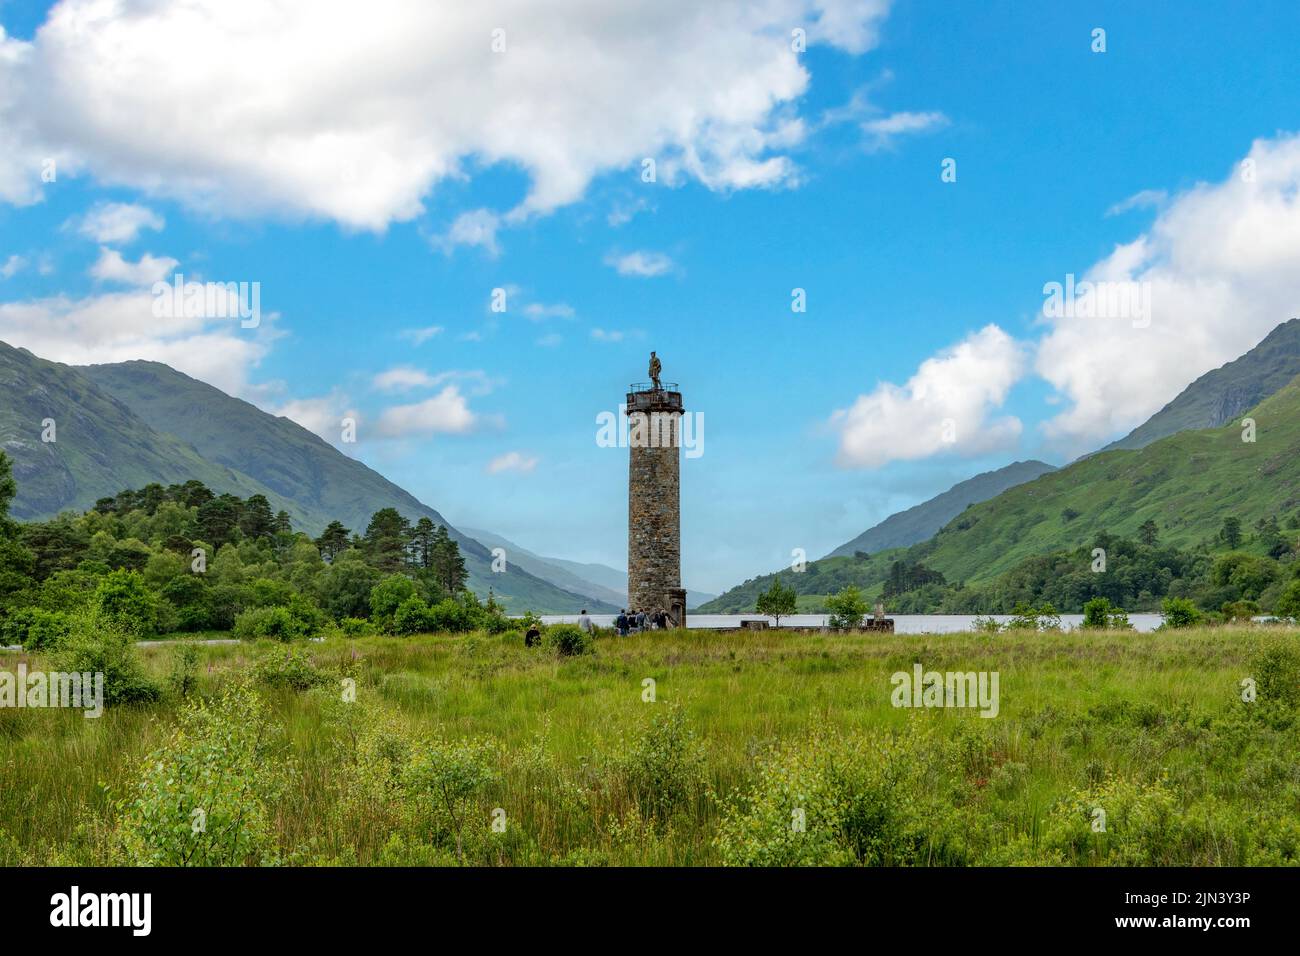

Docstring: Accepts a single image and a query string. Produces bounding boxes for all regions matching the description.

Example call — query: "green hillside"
[0,343,293,520]
[1,345,610,612]
[80,361,615,613]
[915,374,1300,586]
[825,459,1056,558]
[703,372,1300,613]
[1102,316,1300,452]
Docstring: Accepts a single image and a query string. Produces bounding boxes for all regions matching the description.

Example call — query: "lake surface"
[539,613,1167,633]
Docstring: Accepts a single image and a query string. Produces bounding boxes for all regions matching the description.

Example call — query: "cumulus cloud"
[605,250,674,278]
[831,325,1027,468]
[375,386,479,438]
[486,451,538,474]
[1035,133,1300,449]
[75,202,164,243]
[590,328,625,343]
[89,247,177,286]
[274,393,359,442]
[0,289,273,396]
[0,1,893,229]
[432,208,501,256]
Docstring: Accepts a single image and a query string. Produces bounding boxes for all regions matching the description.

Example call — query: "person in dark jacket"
[616,609,629,637]
[524,624,542,647]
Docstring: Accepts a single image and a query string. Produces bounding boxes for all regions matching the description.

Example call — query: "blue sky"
[1,0,1299,593]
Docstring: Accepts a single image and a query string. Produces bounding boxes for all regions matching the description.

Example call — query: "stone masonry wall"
[627,390,682,617]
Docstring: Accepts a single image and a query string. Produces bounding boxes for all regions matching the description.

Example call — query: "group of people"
[614,607,669,635]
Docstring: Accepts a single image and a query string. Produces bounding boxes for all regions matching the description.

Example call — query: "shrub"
[1275,580,1300,620]
[615,704,706,824]
[1161,596,1201,629]
[403,735,500,862]
[167,642,201,698]
[254,647,330,691]
[116,681,284,865]
[392,596,430,636]
[427,598,473,633]
[93,568,158,636]
[1082,596,1112,628]
[715,724,970,866]
[233,605,303,642]
[370,575,417,625]
[339,616,375,637]
[55,613,160,705]
[1252,641,1300,707]
[3,607,72,650]
[1221,600,1259,622]
[825,585,868,629]
[545,623,593,657]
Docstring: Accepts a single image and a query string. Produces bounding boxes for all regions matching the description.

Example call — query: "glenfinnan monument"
[626,352,687,627]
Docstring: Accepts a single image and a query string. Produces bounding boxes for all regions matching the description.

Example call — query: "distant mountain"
[0,343,291,519]
[1102,317,1300,452]
[0,344,612,613]
[703,369,1300,612]
[462,526,718,609]
[825,460,1057,558]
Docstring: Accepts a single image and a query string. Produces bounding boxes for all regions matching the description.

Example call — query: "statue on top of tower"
[648,351,662,390]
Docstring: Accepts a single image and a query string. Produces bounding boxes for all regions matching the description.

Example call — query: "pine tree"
[314,520,352,561]
[364,508,412,573]
[430,524,468,594]
[410,517,436,568]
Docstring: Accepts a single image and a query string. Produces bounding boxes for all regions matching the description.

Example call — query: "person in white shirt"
[576,609,594,633]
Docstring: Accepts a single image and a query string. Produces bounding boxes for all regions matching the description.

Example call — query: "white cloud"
[0,289,273,397]
[1105,188,1167,218]
[89,247,177,286]
[373,366,437,392]
[590,328,625,343]
[859,110,948,151]
[521,301,574,321]
[274,393,359,442]
[375,386,479,437]
[0,1,893,228]
[1035,133,1300,449]
[1,254,26,279]
[399,324,444,345]
[372,366,500,395]
[605,250,674,278]
[486,451,537,474]
[831,325,1026,468]
[75,202,164,243]
[433,208,500,256]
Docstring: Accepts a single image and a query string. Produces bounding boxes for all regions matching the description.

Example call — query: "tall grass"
[1,626,1297,866]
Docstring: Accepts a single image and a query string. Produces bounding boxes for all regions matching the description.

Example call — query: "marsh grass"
[1,626,1297,866]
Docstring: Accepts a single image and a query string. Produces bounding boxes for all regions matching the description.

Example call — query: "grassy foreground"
[2,626,1299,866]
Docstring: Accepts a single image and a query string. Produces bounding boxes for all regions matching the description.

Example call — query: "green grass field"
[2,626,1299,866]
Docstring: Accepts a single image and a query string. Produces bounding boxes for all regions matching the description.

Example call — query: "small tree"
[1138,519,1158,547]
[755,578,797,626]
[1081,596,1112,628]
[825,585,868,630]
[1161,596,1201,629]
[1220,516,1243,549]
[1274,580,1300,621]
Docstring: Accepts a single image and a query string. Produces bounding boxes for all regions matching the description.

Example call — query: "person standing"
[616,609,629,637]
[577,609,594,634]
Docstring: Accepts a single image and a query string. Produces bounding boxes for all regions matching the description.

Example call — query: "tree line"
[0,451,509,648]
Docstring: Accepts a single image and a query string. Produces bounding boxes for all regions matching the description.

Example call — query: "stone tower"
[626,377,687,627]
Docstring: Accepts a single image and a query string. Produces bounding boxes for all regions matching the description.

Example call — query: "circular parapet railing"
[628,381,679,392]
